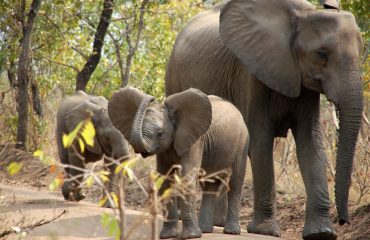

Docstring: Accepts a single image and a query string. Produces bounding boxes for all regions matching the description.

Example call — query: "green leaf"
[154,175,165,190]
[33,150,55,166]
[101,213,120,240]
[7,162,23,176]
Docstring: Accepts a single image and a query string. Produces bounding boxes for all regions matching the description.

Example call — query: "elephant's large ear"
[219,0,314,98]
[65,101,102,154]
[108,87,148,141]
[164,88,212,156]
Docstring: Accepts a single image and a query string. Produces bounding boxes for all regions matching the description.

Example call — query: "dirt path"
[0,184,281,240]
[1,147,369,240]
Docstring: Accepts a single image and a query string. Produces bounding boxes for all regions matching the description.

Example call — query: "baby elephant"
[108,87,249,239]
[56,90,129,205]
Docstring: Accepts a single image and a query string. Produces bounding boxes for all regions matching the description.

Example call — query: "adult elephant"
[165,0,364,239]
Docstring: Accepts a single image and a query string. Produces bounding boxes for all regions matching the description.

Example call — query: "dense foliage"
[0,0,368,148]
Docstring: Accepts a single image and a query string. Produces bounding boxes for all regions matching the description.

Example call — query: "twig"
[363,112,369,125]
[0,210,67,238]
[122,0,149,86]
[40,56,79,72]
[118,176,127,240]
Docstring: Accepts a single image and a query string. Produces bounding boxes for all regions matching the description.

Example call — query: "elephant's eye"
[316,50,328,62]
[157,131,163,138]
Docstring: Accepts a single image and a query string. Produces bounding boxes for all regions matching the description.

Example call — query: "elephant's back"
[166,4,247,99]
[201,96,248,172]
[208,95,247,138]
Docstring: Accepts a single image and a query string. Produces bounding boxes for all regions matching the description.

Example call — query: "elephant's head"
[108,87,212,157]
[65,97,128,159]
[220,0,363,225]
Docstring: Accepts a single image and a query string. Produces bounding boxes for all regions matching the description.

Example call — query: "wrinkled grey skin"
[108,87,249,239]
[56,90,129,206]
[165,0,364,239]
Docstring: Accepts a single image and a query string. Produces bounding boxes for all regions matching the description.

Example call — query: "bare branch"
[0,210,67,238]
[71,46,89,60]
[40,56,79,72]
[122,0,149,87]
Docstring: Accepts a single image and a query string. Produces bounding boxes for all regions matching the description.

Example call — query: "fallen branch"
[0,209,67,238]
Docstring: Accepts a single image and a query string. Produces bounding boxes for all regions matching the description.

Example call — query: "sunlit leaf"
[7,162,23,176]
[154,175,165,190]
[78,138,85,153]
[99,196,108,207]
[123,166,134,181]
[49,177,62,191]
[99,174,109,183]
[174,174,181,184]
[63,122,83,148]
[114,164,123,174]
[111,192,118,207]
[86,176,94,188]
[161,188,172,199]
[81,120,95,147]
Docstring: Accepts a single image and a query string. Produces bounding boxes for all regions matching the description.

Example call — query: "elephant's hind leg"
[224,142,248,235]
[62,147,86,201]
[199,182,218,233]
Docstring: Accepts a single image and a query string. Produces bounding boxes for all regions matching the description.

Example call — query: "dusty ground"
[0,146,369,240]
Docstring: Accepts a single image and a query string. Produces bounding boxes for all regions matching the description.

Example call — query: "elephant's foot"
[181,226,202,239]
[160,221,180,239]
[223,220,240,235]
[302,217,337,240]
[213,216,225,227]
[62,183,85,202]
[199,219,213,233]
[247,218,281,237]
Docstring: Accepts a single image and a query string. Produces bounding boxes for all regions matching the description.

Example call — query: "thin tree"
[75,0,114,91]
[16,0,42,149]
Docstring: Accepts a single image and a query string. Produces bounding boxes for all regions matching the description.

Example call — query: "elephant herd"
[56,0,364,239]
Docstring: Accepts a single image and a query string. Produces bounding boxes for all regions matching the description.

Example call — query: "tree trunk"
[31,81,43,117]
[16,0,42,149]
[75,0,114,91]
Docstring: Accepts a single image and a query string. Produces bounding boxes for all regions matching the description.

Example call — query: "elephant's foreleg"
[293,97,337,240]
[247,126,281,237]
[178,144,203,239]
[62,148,86,201]
[103,156,119,208]
[157,154,180,239]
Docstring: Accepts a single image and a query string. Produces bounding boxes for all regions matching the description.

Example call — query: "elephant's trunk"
[334,69,363,225]
[110,129,129,159]
[130,95,155,153]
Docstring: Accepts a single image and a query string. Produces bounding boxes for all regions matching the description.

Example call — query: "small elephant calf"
[56,90,129,206]
[108,87,249,239]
